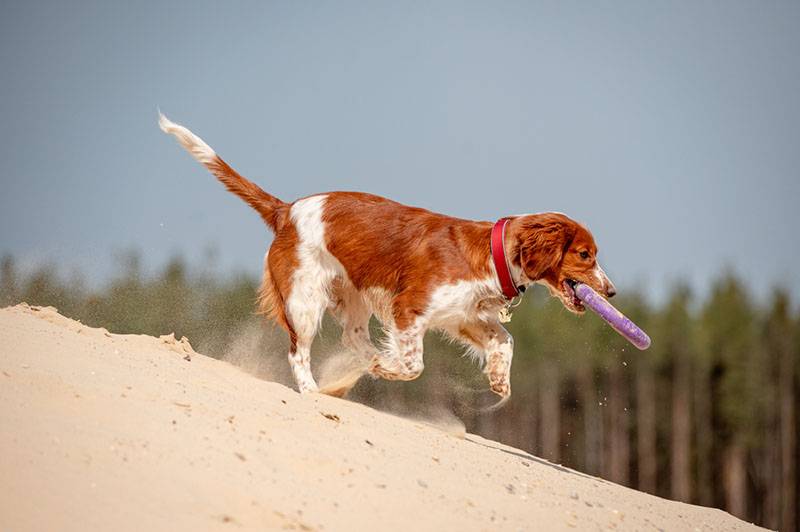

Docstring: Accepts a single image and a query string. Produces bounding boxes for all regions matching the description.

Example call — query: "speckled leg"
[370,320,426,381]
[456,320,513,400]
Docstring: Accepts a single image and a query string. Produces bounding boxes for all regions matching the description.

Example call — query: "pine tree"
[656,285,694,502]
[699,274,759,518]
[762,290,796,530]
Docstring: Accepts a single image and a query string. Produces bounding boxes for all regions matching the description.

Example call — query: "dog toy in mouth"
[573,282,651,350]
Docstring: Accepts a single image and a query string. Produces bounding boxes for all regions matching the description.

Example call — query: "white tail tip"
[157,111,217,165]
[157,110,174,133]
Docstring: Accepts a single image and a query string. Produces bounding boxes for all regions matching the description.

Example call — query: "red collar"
[491,218,520,300]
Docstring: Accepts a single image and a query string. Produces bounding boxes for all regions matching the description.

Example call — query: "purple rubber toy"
[574,283,651,350]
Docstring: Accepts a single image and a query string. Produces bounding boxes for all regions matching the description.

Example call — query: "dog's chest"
[425,278,505,327]
[358,278,504,329]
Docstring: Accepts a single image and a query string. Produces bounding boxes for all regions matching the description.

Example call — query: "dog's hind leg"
[370,323,426,381]
[329,279,376,363]
[370,301,427,381]
[281,194,340,393]
[316,280,376,397]
[281,269,326,393]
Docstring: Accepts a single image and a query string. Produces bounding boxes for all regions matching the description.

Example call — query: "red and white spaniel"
[160,114,616,402]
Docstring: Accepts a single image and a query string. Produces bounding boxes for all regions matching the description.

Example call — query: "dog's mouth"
[561,279,585,314]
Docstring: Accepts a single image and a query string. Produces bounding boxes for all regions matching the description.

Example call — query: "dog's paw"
[369,357,400,380]
[319,384,351,398]
[488,374,511,398]
[296,380,320,394]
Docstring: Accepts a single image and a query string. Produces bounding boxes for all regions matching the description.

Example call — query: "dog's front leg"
[458,321,513,399]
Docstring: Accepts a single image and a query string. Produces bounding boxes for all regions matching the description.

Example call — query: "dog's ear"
[518,217,576,280]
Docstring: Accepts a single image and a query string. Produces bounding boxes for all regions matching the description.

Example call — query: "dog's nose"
[595,263,616,298]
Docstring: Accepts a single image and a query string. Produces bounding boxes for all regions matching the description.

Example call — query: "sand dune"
[0,304,763,531]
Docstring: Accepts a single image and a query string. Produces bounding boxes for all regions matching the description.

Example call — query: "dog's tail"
[158,112,285,231]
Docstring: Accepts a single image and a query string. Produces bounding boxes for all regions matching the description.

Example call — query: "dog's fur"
[159,113,616,401]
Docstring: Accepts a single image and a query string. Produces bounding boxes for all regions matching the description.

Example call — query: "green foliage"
[699,274,764,441]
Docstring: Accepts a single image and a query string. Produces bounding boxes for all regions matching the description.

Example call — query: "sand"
[0,304,764,531]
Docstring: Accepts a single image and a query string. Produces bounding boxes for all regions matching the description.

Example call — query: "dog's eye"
[579,251,589,260]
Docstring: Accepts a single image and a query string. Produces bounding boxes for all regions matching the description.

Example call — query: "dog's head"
[511,213,616,313]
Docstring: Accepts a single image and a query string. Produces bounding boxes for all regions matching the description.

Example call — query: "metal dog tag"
[498,306,513,323]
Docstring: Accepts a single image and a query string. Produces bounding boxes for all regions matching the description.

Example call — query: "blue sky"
[1,1,798,304]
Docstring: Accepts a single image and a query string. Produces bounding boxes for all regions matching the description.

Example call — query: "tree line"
[1,253,797,530]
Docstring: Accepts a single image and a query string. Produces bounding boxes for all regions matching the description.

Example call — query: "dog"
[159,113,616,402]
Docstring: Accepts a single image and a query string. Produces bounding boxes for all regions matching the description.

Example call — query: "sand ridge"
[0,304,763,531]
